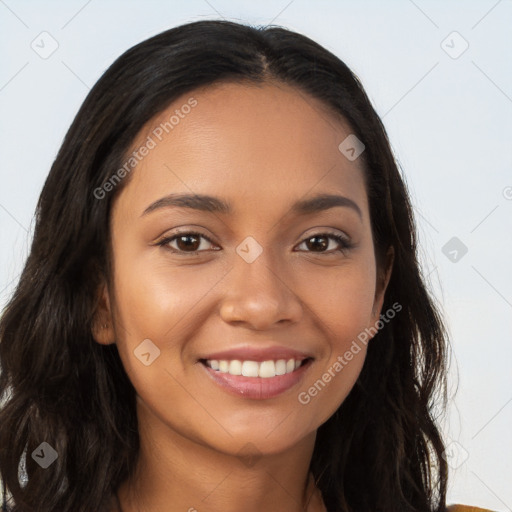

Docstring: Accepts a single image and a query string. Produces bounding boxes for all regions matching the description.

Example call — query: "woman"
[0,19,493,512]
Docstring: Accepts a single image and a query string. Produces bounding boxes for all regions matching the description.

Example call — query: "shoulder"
[447,505,497,512]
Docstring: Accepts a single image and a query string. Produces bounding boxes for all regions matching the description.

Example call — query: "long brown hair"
[0,19,449,511]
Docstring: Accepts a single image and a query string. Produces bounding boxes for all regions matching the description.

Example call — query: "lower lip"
[200,359,313,400]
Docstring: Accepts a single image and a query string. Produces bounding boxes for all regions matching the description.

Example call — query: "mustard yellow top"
[447,505,496,512]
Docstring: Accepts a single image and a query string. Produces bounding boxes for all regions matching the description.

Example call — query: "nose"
[219,250,304,331]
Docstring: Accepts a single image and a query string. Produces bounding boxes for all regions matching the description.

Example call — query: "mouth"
[200,357,311,377]
[198,357,314,400]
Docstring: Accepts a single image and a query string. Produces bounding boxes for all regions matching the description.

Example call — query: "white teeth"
[258,360,275,378]
[242,360,259,377]
[229,360,242,375]
[275,359,287,375]
[205,358,306,377]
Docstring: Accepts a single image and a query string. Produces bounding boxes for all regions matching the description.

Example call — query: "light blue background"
[1,1,511,509]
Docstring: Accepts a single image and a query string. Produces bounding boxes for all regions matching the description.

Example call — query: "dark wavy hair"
[0,19,449,512]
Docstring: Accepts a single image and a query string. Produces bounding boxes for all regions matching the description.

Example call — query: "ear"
[370,245,395,326]
[91,280,115,346]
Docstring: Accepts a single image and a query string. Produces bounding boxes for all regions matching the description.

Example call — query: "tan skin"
[92,81,393,512]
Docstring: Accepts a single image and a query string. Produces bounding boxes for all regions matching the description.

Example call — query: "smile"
[199,357,314,400]
[204,358,305,377]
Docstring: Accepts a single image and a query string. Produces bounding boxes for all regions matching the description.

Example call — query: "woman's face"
[97,81,391,457]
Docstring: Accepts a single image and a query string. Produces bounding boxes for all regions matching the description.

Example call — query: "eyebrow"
[141,192,362,219]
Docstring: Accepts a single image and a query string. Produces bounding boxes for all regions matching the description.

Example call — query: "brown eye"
[305,235,329,252]
[158,232,218,254]
[296,233,352,254]
[175,234,201,251]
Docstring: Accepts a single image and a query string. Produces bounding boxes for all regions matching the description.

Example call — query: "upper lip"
[199,346,314,362]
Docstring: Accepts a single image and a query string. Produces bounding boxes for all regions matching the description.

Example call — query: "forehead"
[115,81,368,221]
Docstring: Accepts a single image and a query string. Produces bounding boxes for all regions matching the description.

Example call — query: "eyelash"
[156,230,353,256]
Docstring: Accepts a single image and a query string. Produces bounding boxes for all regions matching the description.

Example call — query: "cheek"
[112,252,223,342]
[295,260,376,422]
[110,258,220,432]
[107,249,200,385]
[303,257,377,343]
